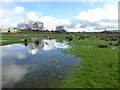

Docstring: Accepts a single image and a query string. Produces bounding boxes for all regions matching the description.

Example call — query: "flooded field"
[1,33,118,88]
[2,38,80,88]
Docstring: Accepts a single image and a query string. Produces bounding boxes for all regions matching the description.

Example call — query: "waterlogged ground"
[1,33,118,88]
[2,38,80,88]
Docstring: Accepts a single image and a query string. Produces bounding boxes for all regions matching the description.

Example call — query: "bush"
[24,39,27,42]
[109,42,112,45]
[97,44,108,48]
[100,35,118,41]
[66,36,73,41]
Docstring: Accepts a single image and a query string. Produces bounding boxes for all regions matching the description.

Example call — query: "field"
[1,32,119,88]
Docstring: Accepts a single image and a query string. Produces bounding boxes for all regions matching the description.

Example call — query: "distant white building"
[0,28,19,33]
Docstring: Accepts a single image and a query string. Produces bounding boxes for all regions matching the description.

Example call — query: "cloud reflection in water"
[2,63,28,87]
[27,39,70,54]
[1,39,80,88]
[2,39,71,87]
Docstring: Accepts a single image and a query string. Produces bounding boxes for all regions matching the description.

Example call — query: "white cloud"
[0,3,118,32]
[0,16,24,27]
[0,9,4,15]
[72,3,118,31]
[14,6,24,14]
[76,3,117,21]
[0,8,10,15]
[24,3,117,32]
[0,6,25,27]
[26,12,39,21]
[0,6,25,15]
[38,16,71,30]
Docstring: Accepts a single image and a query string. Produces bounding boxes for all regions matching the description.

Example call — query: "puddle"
[1,38,80,88]
[0,40,7,42]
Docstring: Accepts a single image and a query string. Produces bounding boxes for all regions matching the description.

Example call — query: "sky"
[0,1,118,32]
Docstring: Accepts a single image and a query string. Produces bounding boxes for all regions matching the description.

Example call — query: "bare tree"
[17,20,44,31]
[32,21,44,30]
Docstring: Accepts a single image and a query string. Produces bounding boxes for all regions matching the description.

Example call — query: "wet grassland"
[1,32,119,88]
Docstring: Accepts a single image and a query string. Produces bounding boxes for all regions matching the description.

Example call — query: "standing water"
[2,38,80,88]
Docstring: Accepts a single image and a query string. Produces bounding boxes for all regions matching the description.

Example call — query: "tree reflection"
[24,42,28,46]
[56,40,63,43]
[35,40,39,45]
[27,39,44,55]
[25,38,69,54]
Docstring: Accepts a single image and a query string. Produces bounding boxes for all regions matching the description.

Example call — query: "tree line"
[17,20,66,33]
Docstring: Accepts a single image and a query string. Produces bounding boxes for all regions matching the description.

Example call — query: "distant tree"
[101,29,111,34]
[27,20,34,30]
[17,23,29,30]
[17,20,44,31]
[17,23,24,30]
[36,21,44,31]
[55,25,66,33]
[44,29,49,32]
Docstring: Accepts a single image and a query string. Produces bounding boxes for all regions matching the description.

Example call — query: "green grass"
[59,38,118,88]
[1,32,118,88]
[1,40,24,46]
[52,59,57,63]
[1,32,67,45]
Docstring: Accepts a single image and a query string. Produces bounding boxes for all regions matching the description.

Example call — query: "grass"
[1,32,118,88]
[59,38,118,88]
[1,32,67,45]
[52,59,57,63]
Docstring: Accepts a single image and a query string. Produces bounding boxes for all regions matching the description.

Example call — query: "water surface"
[2,38,80,88]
